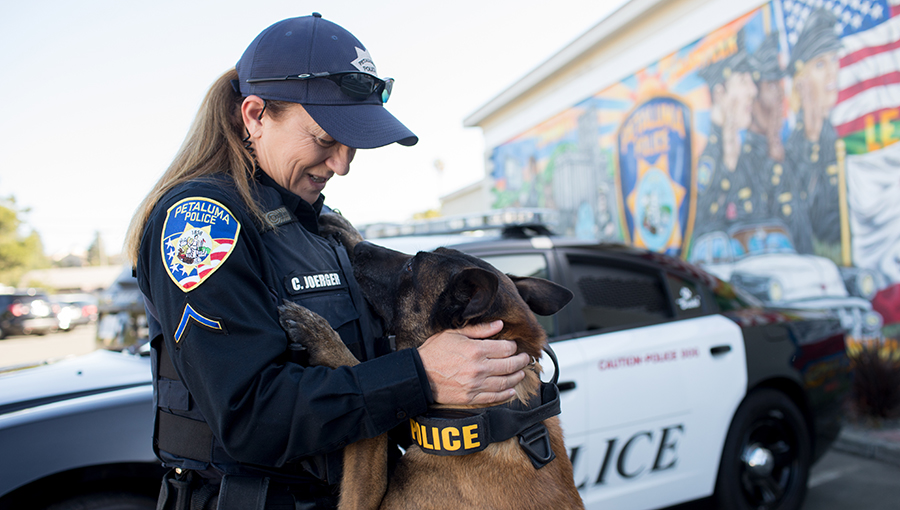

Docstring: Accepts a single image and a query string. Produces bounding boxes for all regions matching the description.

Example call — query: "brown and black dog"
[279,213,584,510]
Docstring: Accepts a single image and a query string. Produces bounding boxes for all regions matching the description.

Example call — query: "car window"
[479,253,557,337]
[690,238,711,265]
[766,232,793,253]
[566,255,672,332]
[711,236,730,263]
[692,237,710,265]
[711,279,762,312]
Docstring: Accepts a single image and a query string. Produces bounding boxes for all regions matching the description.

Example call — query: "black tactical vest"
[146,178,384,485]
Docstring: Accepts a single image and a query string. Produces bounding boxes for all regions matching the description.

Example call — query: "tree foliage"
[0,196,47,285]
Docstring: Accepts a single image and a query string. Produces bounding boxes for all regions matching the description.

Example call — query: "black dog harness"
[409,382,560,468]
[408,346,563,469]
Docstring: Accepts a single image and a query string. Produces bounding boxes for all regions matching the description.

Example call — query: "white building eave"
[464,0,769,137]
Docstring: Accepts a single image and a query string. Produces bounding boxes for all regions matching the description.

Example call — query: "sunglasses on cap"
[246,72,394,103]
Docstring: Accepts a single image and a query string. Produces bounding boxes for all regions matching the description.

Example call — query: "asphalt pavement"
[0,325,96,370]
[803,448,900,510]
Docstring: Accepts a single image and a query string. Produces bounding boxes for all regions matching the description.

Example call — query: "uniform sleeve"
[138,186,430,467]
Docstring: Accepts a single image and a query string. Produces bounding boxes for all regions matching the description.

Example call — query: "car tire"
[714,388,811,510]
[45,492,156,510]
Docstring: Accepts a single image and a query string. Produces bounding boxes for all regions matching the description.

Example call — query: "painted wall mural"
[489,0,900,341]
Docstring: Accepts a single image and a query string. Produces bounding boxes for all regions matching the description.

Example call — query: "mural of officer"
[695,31,762,239]
[785,8,843,259]
[748,31,786,166]
[744,31,806,244]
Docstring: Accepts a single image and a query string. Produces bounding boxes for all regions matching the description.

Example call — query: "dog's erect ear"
[449,267,500,321]
[508,275,574,316]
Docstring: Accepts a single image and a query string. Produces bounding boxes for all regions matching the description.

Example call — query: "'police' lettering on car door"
[569,424,684,489]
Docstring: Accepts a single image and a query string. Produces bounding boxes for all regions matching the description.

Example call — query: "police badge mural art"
[616,97,693,257]
[162,198,241,292]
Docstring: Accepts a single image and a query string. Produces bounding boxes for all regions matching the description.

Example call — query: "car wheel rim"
[738,410,798,508]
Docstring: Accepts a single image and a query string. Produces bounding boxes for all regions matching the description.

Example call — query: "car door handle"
[710,345,732,356]
[557,381,577,392]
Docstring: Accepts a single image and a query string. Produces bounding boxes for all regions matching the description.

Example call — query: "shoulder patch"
[162,197,241,292]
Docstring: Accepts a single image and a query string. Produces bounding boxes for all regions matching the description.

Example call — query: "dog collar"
[409,382,561,469]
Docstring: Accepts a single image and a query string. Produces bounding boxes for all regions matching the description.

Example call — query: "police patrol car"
[366,210,850,510]
[0,210,850,510]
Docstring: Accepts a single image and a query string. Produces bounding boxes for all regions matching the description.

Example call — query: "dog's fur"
[279,213,584,510]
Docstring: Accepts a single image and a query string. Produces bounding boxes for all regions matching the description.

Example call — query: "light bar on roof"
[360,208,559,239]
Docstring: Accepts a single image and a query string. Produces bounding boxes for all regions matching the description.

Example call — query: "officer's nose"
[328,144,355,176]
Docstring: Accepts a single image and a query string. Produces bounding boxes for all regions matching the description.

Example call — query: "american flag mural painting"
[779,0,899,149]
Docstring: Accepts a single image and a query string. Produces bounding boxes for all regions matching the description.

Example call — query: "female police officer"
[125,13,529,510]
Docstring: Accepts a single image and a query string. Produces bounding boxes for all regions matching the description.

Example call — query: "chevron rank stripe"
[174,303,223,343]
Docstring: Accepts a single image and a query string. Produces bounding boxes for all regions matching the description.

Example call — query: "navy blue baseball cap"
[236,13,418,149]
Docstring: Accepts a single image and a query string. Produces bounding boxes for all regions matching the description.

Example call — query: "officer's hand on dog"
[418,320,530,405]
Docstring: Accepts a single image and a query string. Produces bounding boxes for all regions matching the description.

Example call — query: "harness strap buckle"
[517,422,556,469]
[156,468,195,510]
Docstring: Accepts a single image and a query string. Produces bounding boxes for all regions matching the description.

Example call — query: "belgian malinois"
[279,213,584,510]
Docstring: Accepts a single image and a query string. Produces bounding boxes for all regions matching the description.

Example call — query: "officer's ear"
[241,96,267,139]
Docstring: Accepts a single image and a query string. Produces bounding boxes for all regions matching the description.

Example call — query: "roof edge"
[463,0,674,128]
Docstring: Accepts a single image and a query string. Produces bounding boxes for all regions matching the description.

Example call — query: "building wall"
[20,265,123,293]
[439,180,491,217]
[473,0,900,336]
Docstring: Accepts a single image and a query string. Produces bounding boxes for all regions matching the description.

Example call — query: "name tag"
[285,271,346,295]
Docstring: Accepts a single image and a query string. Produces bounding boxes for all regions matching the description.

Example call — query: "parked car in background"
[51,293,99,331]
[688,221,884,341]
[0,290,59,339]
[96,266,148,351]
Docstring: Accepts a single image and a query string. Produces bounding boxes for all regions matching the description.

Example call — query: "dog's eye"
[404,260,413,272]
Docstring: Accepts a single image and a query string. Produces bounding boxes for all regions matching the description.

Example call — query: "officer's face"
[722,71,758,130]
[752,79,785,127]
[757,80,783,113]
[797,52,840,115]
[253,103,356,204]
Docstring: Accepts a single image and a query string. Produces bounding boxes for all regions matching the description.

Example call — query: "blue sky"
[0,0,626,257]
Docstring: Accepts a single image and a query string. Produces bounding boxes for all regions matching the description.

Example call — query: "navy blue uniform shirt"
[137,172,430,480]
